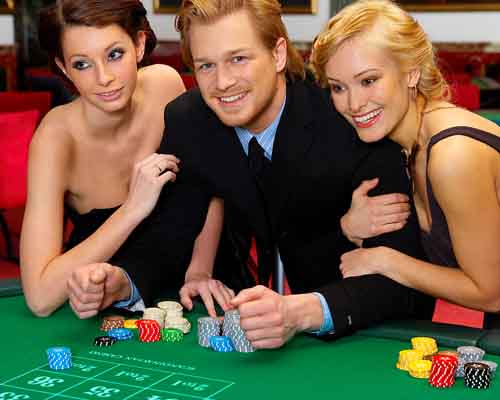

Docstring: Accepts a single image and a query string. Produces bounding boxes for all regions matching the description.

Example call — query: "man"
[161,0,426,349]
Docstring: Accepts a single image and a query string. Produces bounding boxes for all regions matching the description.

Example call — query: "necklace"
[422,105,458,114]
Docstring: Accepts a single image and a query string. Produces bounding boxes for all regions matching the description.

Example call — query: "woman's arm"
[180,198,235,316]
[340,136,500,312]
[20,114,177,317]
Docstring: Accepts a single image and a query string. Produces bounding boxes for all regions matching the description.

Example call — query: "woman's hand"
[340,246,390,278]
[341,178,410,246]
[179,274,235,317]
[123,153,180,220]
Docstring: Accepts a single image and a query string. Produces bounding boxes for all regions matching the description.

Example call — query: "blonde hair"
[175,0,305,82]
[310,0,449,101]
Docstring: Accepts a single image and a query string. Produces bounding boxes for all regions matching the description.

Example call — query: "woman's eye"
[72,60,90,70]
[361,77,377,86]
[109,49,124,61]
[330,84,345,94]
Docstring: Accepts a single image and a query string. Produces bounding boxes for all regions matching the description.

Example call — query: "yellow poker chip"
[408,360,432,379]
[396,349,423,371]
[124,319,138,329]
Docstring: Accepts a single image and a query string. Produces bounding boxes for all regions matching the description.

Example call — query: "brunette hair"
[311,0,449,101]
[175,0,305,82]
[38,0,157,65]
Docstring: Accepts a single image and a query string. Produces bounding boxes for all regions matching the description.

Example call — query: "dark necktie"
[248,137,270,180]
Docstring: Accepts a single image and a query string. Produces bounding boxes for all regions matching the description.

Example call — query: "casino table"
[1,294,499,400]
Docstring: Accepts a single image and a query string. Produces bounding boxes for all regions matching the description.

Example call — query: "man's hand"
[179,275,235,317]
[67,263,131,319]
[341,178,410,246]
[230,286,323,349]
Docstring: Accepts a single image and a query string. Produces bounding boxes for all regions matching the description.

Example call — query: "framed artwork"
[153,0,180,13]
[0,0,14,14]
[400,1,500,11]
[153,0,317,14]
[282,0,317,14]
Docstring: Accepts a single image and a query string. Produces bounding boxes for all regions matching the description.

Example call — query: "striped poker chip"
[464,362,491,389]
[100,315,125,332]
[157,301,183,311]
[481,360,497,377]
[396,349,423,371]
[456,346,485,378]
[93,336,117,347]
[411,337,438,357]
[210,336,235,352]
[107,328,133,341]
[164,317,191,334]
[137,319,161,342]
[142,308,167,328]
[124,319,139,329]
[47,347,72,370]
[408,360,432,379]
[222,310,255,353]
[198,317,222,348]
[429,354,458,388]
[162,328,184,342]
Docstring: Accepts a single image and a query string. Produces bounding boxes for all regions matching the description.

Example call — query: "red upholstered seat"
[0,109,40,262]
[0,91,51,124]
[181,74,197,89]
[450,82,480,110]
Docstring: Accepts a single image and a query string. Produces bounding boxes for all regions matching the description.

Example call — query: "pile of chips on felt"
[47,347,72,370]
[197,309,255,353]
[395,337,497,389]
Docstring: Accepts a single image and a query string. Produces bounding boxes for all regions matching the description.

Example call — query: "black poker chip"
[464,362,491,389]
[93,336,117,347]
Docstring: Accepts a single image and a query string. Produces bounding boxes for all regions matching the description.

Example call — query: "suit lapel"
[269,81,316,236]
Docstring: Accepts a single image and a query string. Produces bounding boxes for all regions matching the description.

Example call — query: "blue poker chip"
[107,328,133,341]
[46,347,72,370]
[210,336,235,352]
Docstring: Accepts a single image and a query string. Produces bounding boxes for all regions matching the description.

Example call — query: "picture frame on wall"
[0,0,14,14]
[153,0,317,14]
[153,0,180,14]
[400,1,500,11]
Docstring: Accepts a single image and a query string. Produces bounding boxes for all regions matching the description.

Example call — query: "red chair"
[181,73,197,90]
[451,82,480,111]
[0,91,51,124]
[0,109,41,263]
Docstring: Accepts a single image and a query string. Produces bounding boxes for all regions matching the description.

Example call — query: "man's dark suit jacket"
[160,79,428,339]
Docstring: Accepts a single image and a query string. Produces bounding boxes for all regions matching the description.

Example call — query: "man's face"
[189,10,287,133]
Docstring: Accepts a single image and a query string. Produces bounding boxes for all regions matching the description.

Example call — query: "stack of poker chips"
[411,337,438,360]
[107,328,133,341]
[198,317,222,348]
[162,328,184,342]
[456,346,485,378]
[142,307,167,328]
[93,336,117,347]
[158,301,183,318]
[124,319,139,329]
[481,360,498,377]
[164,316,191,334]
[100,315,124,332]
[210,336,236,352]
[408,360,432,379]
[136,319,162,342]
[429,354,458,388]
[396,349,423,371]
[222,309,255,353]
[47,347,72,370]
[464,362,492,389]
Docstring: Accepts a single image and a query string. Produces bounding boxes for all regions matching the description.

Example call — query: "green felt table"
[0,295,499,400]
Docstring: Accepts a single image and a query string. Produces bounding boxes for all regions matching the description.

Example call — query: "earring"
[409,86,417,100]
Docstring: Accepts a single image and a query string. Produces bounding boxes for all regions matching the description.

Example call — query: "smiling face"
[189,9,287,133]
[57,24,145,113]
[325,34,414,143]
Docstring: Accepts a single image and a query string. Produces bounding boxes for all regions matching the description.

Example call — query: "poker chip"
[123,319,139,329]
[164,317,191,334]
[136,319,161,342]
[107,328,133,341]
[162,328,184,342]
[222,309,255,353]
[408,359,432,379]
[93,336,117,347]
[142,307,167,328]
[100,315,124,332]
[456,346,485,378]
[210,336,235,352]
[464,362,491,389]
[411,337,438,358]
[198,317,222,348]
[481,360,497,377]
[429,354,458,388]
[157,301,183,318]
[47,347,72,370]
[396,349,423,371]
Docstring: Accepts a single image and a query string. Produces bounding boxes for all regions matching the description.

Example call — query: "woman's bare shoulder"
[139,64,185,103]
